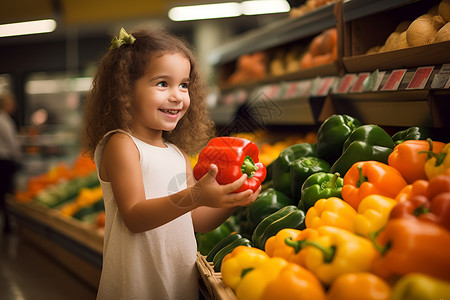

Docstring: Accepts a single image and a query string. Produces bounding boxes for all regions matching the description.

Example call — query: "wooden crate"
[196,253,237,300]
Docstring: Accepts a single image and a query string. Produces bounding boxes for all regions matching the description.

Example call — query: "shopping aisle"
[0,226,97,300]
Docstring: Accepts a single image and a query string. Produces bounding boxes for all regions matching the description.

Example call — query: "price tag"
[284,82,299,99]
[265,84,281,100]
[381,69,407,91]
[309,77,322,97]
[316,77,336,96]
[431,64,450,89]
[350,73,370,92]
[363,70,385,91]
[406,66,435,90]
[296,80,312,97]
[337,74,356,93]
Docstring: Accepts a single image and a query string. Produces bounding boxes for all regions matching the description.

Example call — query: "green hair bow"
[110,28,136,50]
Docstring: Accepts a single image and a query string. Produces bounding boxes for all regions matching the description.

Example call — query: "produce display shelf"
[7,197,239,298]
[209,2,337,66]
[6,197,103,289]
[342,0,419,22]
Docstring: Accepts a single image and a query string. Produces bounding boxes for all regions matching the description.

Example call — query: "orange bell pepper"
[388,139,445,184]
[394,179,430,202]
[327,272,391,300]
[264,228,319,267]
[372,218,450,282]
[261,263,326,300]
[342,161,408,210]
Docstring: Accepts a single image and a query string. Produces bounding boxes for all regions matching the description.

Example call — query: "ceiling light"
[241,0,290,15]
[169,2,241,21]
[168,0,290,21]
[0,19,57,38]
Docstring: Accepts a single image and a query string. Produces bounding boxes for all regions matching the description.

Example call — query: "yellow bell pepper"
[285,226,378,285]
[391,273,450,300]
[327,272,391,300]
[261,263,327,300]
[305,197,357,232]
[235,257,288,300]
[221,246,269,290]
[265,228,319,267]
[353,195,397,238]
[423,143,450,179]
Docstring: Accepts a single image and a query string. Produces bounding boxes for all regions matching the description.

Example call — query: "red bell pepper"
[193,137,266,193]
[372,218,450,282]
[390,175,450,231]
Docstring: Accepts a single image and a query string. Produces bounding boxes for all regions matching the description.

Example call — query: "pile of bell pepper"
[195,114,450,300]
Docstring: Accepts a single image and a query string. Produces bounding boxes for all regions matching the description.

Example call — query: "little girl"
[81,28,260,299]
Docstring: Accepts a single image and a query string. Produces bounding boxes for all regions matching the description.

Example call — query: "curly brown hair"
[81,28,215,158]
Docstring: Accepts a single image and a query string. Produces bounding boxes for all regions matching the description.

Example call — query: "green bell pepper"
[329,124,395,177]
[247,188,294,232]
[392,126,431,146]
[272,143,317,197]
[290,156,330,204]
[252,205,306,250]
[212,237,252,272]
[206,233,243,262]
[196,222,232,255]
[299,172,343,212]
[316,114,362,164]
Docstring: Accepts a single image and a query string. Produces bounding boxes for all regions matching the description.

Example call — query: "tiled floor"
[0,231,97,300]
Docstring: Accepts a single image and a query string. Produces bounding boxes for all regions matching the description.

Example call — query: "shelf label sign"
[363,69,385,91]
[406,66,435,90]
[337,74,356,93]
[350,73,370,93]
[316,77,336,96]
[381,69,407,91]
[296,80,312,97]
[431,64,450,89]
[283,82,298,98]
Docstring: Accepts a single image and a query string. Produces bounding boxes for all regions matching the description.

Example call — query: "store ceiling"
[0,0,173,25]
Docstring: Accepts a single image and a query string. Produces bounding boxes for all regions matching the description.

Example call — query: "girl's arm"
[102,133,256,233]
[184,152,261,233]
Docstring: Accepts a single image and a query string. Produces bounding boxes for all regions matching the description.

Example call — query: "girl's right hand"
[193,164,259,208]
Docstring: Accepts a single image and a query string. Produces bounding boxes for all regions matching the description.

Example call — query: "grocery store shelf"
[343,41,450,73]
[6,198,103,289]
[328,90,433,126]
[208,2,337,65]
[342,0,419,22]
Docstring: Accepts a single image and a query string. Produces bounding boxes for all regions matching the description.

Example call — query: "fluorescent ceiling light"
[0,19,57,38]
[168,0,290,21]
[26,77,92,94]
[169,2,241,21]
[241,0,290,15]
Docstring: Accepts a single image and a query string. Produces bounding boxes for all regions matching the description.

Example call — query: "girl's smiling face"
[132,52,191,144]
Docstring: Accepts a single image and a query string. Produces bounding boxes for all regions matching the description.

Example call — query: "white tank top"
[94,130,198,300]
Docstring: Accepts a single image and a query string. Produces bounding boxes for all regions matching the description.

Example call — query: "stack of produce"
[15,154,97,203]
[227,52,267,85]
[367,0,450,54]
[289,0,337,19]
[299,28,337,70]
[14,153,106,230]
[195,114,450,299]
